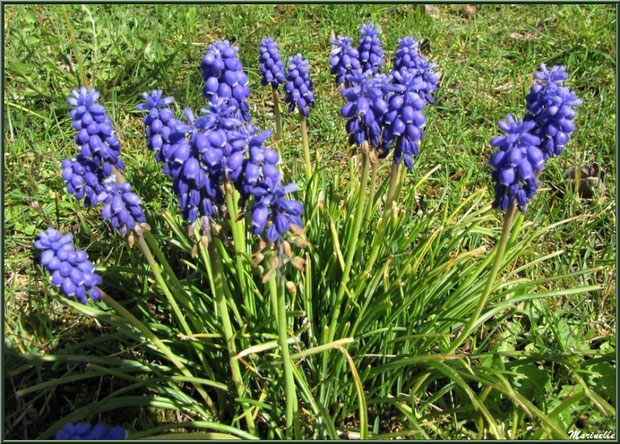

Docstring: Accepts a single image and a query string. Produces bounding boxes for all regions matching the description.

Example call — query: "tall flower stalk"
[259,38,286,146]
[284,54,314,182]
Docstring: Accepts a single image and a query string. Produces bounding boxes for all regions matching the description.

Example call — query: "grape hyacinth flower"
[55,422,126,440]
[259,38,286,88]
[250,175,304,243]
[525,64,582,159]
[227,124,280,200]
[382,69,428,168]
[98,178,148,236]
[284,54,315,117]
[61,155,107,207]
[34,228,102,304]
[489,114,544,212]
[201,40,251,121]
[329,36,362,87]
[67,87,124,177]
[392,37,439,104]
[358,23,384,76]
[136,90,176,164]
[341,71,389,148]
[393,36,420,72]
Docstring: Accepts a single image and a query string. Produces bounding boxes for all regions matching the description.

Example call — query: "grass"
[3,3,616,439]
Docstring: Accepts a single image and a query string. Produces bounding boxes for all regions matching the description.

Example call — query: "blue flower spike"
[489,114,544,212]
[259,38,286,89]
[525,64,582,159]
[55,422,127,440]
[34,227,102,304]
[284,54,315,117]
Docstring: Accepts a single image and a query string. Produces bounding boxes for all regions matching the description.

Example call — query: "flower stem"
[365,160,402,275]
[224,187,253,315]
[99,290,216,415]
[326,149,370,343]
[446,200,517,354]
[272,87,283,148]
[137,235,192,336]
[269,272,297,438]
[300,114,312,182]
[363,158,379,234]
[200,238,256,435]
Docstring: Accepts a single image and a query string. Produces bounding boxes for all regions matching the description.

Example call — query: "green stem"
[143,230,184,293]
[224,188,253,315]
[326,149,371,343]
[201,239,256,434]
[99,291,216,414]
[365,160,402,272]
[300,114,312,182]
[446,201,517,354]
[272,88,283,148]
[61,5,87,87]
[269,273,297,438]
[363,159,379,237]
[137,235,192,336]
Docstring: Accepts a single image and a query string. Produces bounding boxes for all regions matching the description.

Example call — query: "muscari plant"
[29,21,597,440]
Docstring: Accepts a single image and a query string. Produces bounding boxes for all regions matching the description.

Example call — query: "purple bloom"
[489,114,544,212]
[393,36,420,72]
[259,38,286,88]
[227,124,280,200]
[393,37,438,104]
[284,54,315,117]
[341,71,389,148]
[137,91,192,177]
[136,90,176,164]
[525,64,581,159]
[382,70,428,168]
[250,175,304,243]
[34,227,102,304]
[330,36,362,87]
[67,88,124,177]
[61,155,107,206]
[98,178,147,236]
[55,422,126,440]
[201,40,251,121]
[358,23,384,76]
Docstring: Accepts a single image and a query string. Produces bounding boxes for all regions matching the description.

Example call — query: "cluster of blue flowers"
[284,54,315,117]
[525,64,582,159]
[67,88,124,177]
[358,23,384,75]
[35,228,102,303]
[64,88,147,237]
[201,40,251,122]
[98,178,147,236]
[259,38,286,88]
[490,64,581,212]
[489,115,544,212]
[137,39,305,242]
[331,24,438,169]
[55,422,126,440]
[329,36,361,87]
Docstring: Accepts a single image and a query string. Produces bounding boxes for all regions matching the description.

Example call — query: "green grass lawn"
[3,3,616,439]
